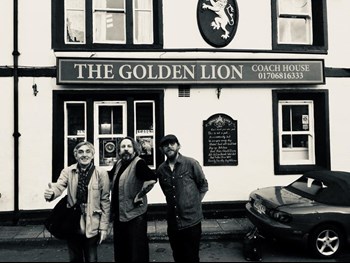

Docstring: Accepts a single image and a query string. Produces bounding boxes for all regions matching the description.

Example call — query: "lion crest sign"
[197,0,239,47]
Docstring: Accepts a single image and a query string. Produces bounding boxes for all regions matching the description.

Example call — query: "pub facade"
[1,0,350,223]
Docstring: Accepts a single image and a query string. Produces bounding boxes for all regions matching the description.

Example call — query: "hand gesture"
[44,183,54,201]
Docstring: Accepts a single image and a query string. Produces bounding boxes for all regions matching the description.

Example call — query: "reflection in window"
[65,0,85,44]
[93,0,126,43]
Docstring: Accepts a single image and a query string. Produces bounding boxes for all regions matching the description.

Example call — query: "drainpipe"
[13,0,21,225]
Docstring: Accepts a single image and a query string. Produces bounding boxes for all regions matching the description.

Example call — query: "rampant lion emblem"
[202,0,234,40]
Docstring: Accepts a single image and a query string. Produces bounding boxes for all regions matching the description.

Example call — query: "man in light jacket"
[44,141,110,262]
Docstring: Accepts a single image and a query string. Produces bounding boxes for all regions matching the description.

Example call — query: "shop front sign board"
[57,59,325,85]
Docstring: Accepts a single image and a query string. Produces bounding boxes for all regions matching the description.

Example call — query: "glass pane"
[279,0,311,15]
[94,12,125,42]
[112,106,123,134]
[292,135,308,148]
[95,0,125,9]
[278,18,311,44]
[99,106,112,134]
[135,103,153,132]
[99,138,119,166]
[291,105,309,131]
[67,137,85,165]
[134,11,153,44]
[99,106,123,134]
[137,136,154,166]
[66,0,84,9]
[134,0,152,9]
[282,105,291,131]
[66,10,85,43]
[282,135,291,148]
[67,104,85,136]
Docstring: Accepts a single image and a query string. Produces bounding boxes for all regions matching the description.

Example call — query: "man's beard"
[121,151,133,161]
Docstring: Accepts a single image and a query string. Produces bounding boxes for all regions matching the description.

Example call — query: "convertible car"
[246,170,350,259]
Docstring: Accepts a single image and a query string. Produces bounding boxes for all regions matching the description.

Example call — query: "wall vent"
[178,87,190,97]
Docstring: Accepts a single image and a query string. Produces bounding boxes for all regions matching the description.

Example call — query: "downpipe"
[13,0,21,225]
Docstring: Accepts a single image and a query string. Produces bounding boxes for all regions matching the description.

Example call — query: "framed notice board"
[203,113,238,166]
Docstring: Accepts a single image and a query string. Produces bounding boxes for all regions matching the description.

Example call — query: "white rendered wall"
[326,0,350,68]
[327,78,350,171]
[0,0,13,66]
[18,78,53,210]
[0,78,15,211]
[18,0,55,67]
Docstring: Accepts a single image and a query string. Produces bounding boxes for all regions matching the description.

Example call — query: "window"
[94,101,127,167]
[135,101,156,169]
[277,0,312,45]
[272,90,330,175]
[53,0,163,50]
[52,91,164,181]
[64,102,87,166]
[65,0,86,44]
[133,0,154,44]
[278,100,315,165]
[93,0,126,44]
[271,0,328,52]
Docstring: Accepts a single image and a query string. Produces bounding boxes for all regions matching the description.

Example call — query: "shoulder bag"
[44,195,81,240]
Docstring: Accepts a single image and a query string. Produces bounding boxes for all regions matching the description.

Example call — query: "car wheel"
[309,224,344,259]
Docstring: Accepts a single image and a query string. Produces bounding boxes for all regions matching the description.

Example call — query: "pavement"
[0,217,254,245]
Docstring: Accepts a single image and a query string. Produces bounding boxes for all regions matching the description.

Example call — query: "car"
[246,170,350,259]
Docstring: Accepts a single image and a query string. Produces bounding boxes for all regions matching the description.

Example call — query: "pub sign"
[197,0,239,48]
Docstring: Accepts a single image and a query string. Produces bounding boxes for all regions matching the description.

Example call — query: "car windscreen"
[286,176,327,199]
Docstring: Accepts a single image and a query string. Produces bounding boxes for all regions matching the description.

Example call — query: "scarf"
[76,163,95,205]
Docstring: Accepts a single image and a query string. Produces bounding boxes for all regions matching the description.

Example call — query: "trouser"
[113,213,149,262]
[167,222,202,263]
[67,234,99,262]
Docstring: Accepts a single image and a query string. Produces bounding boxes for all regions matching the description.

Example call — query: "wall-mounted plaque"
[203,113,237,166]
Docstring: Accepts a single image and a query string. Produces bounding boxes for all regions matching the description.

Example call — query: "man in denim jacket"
[157,134,209,263]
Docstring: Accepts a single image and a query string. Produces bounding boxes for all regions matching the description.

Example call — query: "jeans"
[168,222,202,263]
[67,234,99,262]
[113,213,149,262]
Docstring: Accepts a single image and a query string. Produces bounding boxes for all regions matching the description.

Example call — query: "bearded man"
[109,136,157,262]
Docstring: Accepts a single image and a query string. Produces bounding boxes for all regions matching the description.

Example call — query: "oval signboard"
[197,0,239,48]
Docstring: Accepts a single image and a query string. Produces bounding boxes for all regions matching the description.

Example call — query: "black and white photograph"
[1,0,350,262]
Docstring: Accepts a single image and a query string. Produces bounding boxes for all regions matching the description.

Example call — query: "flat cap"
[159,134,179,147]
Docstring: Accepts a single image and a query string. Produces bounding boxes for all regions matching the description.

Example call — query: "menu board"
[203,114,237,166]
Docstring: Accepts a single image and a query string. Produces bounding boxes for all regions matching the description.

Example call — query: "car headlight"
[268,210,292,223]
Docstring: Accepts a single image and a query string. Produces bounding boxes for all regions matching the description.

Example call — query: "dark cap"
[159,134,179,147]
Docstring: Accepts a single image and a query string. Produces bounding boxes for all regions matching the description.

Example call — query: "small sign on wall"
[203,113,238,166]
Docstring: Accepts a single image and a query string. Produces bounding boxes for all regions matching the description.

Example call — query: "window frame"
[278,100,315,165]
[94,101,128,168]
[64,101,87,166]
[52,0,163,51]
[64,0,86,44]
[271,0,328,53]
[272,89,330,175]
